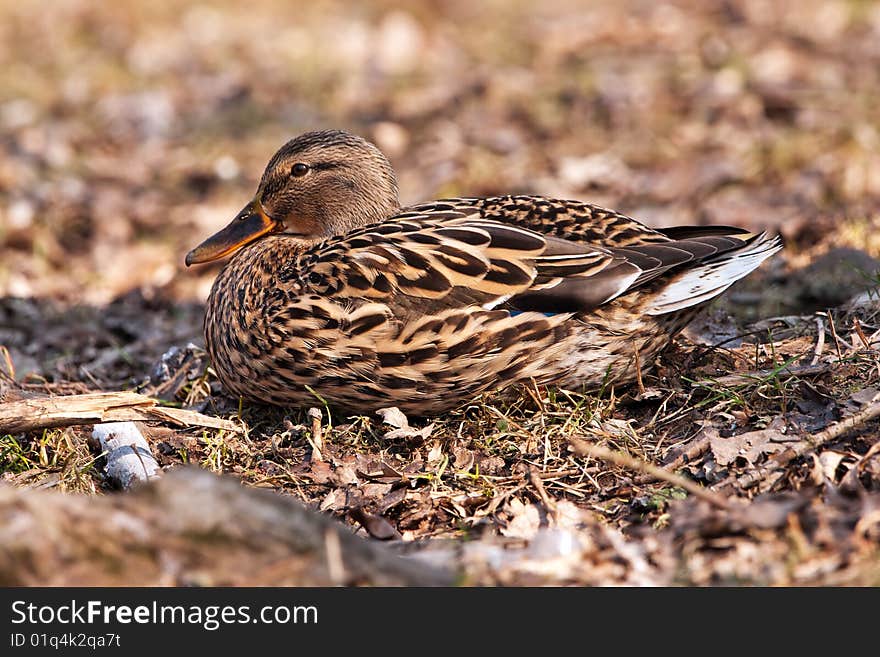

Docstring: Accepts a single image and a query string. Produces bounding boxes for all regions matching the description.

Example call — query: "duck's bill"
[185,200,278,266]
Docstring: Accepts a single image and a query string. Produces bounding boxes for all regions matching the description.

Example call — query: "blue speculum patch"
[509,310,557,317]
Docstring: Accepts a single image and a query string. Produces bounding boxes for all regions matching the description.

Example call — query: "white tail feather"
[645,232,782,315]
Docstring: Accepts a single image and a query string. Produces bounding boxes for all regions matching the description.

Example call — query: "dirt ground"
[1,0,880,585]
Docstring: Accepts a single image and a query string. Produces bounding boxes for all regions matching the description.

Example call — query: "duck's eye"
[291,163,310,178]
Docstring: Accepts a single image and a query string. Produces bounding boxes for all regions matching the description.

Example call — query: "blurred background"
[1,0,879,306]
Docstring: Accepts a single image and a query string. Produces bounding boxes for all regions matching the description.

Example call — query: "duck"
[185,129,781,416]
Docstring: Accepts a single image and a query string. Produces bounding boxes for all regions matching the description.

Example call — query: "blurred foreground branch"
[0,467,453,586]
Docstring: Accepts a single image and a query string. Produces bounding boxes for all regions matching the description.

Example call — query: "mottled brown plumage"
[187,130,781,415]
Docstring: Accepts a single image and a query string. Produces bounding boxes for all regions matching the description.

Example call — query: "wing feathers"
[297,205,780,319]
[644,232,783,315]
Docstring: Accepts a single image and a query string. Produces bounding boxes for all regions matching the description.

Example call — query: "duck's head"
[185,130,400,265]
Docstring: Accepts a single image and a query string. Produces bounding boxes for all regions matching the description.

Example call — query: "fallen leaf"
[841,441,880,494]
[377,487,407,514]
[356,460,405,484]
[476,454,505,475]
[849,387,880,406]
[427,441,444,465]
[330,456,360,486]
[453,447,474,470]
[553,500,588,533]
[307,460,333,484]
[630,387,667,402]
[817,450,852,484]
[376,406,435,441]
[361,483,393,501]
[710,418,798,466]
[682,309,743,347]
[319,488,348,512]
[731,495,807,530]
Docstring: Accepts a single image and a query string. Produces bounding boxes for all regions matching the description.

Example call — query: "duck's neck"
[321,193,401,237]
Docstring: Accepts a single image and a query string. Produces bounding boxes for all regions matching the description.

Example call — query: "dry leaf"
[849,388,880,406]
[710,419,798,466]
[377,487,407,514]
[427,441,444,465]
[817,450,852,483]
[319,488,348,513]
[356,460,405,484]
[331,457,360,486]
[376,406,435,441]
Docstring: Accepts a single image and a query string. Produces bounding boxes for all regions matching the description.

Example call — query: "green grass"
[0,434,34,473]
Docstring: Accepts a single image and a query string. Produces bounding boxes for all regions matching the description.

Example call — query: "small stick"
[633,346,646,396]
[634,430,713,485]
[307,407,324,461]
[696,363,830,388]
[852,318,871,350]
[569,436,730,509]
[528,465,559,524]
[526,379,547,414]
[538,467,599,479]
[826,310,843,361]
[810,316,825,366]
[729,392,880,491]
[323,527,346,585]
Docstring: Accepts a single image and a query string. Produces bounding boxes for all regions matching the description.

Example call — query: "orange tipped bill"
[185,199,278,266]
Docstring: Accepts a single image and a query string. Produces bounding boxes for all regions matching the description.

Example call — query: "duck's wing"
[517,228,782,314]
[296,209,780,317]
[296,210,617,313]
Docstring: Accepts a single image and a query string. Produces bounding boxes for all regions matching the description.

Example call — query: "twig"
[633,345,646,396]
[526,379,547,414]
[483,481,528,518]
[528,465,559,524]
[323,528,346,585]
[728,392,880,491]
[634,428,713,485]
[307,407,324,461]
[568,436,730,509]
[810,316,825,366]
[696,363,831,388]
[144,405,242,432]
[827,310,843,361]
[852,317,872,350]
[538,467,599,479]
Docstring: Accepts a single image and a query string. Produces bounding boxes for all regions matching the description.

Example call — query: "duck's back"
[400,195,673,247]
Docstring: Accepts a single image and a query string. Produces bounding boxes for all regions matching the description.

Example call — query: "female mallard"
[186,130,780,415]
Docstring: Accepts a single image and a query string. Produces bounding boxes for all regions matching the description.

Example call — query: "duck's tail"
[644,231,782,316]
